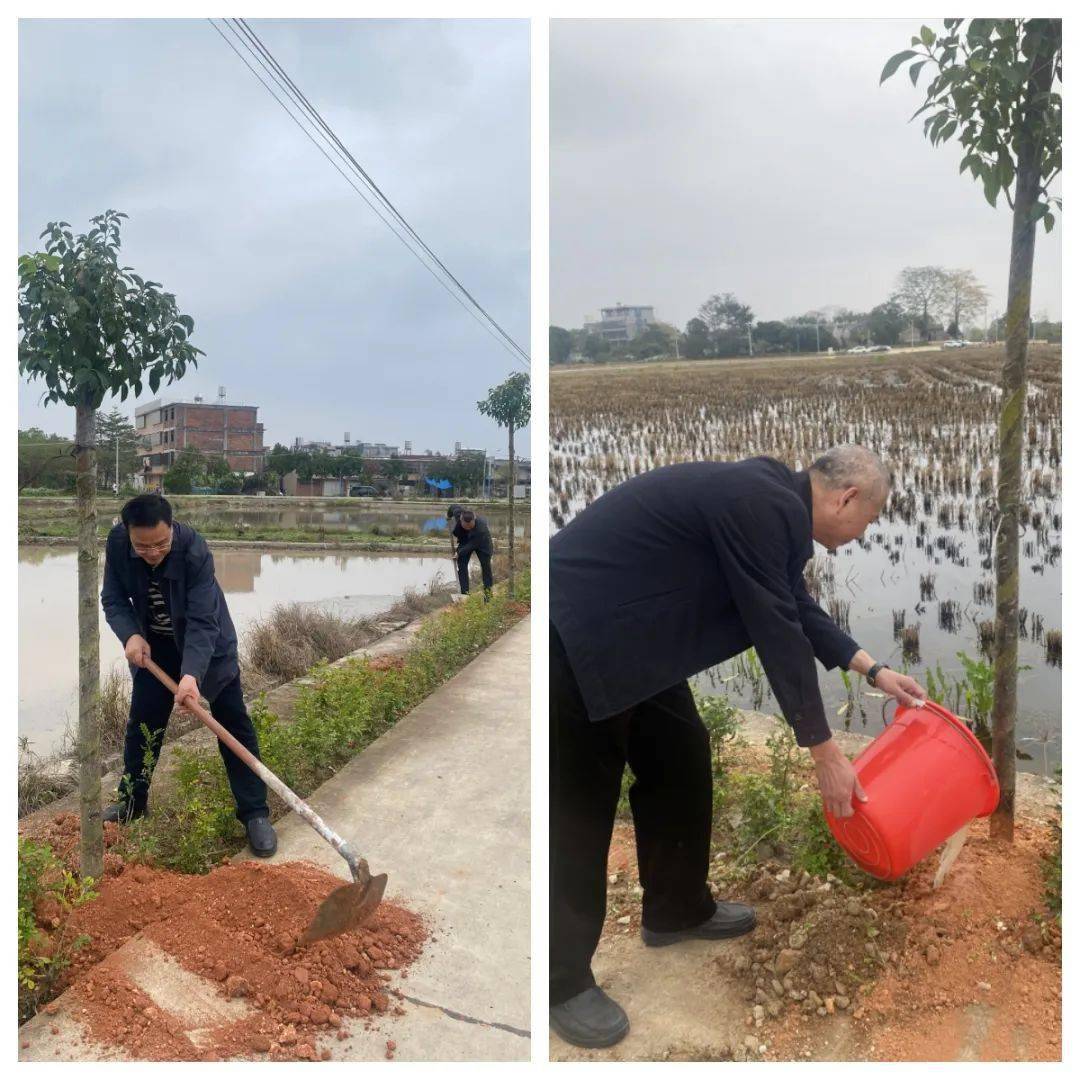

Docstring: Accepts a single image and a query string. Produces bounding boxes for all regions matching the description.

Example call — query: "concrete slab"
[20,616,531,1062]
[19,937,256,1061]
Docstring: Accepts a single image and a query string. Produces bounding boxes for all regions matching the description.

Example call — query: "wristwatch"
[866,662,890,688]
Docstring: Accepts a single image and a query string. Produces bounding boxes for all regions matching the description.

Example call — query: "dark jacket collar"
[794,469,813,529]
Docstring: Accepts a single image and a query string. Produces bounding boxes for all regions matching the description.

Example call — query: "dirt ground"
[552,804,1060,1062]
[21,813,427,1061]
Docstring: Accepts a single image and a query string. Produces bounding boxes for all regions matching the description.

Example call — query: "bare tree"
[942,269,990,337]
[893,266,950,341]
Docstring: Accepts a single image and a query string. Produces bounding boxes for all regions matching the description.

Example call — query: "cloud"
[551,19,1061,330]
[19,18,530,453]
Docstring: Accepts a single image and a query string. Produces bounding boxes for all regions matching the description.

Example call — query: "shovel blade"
[300,872,389,945]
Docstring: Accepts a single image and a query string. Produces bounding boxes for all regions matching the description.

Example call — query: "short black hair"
[446,503,464,520]
[121,493,173,529]
[460,510,476,524]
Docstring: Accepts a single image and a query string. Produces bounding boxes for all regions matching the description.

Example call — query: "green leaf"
[938,119,958,143]
[983,171,1001,208]
[909,60,928,86]
[920,25,936,47]
[1043,212,1055,233]
[880,50,919,84]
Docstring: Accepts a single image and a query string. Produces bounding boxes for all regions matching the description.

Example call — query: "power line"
[207,18,524,370]
[233,18,530,368]
[208,18,529,371]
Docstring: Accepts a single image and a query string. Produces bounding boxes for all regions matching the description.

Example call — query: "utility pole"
[115,435,120,494]
[747,325,754,357]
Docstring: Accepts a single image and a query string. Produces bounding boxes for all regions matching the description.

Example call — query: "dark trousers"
[120,634,269,824]
[550,624,716,1005]
[456,549,493,596]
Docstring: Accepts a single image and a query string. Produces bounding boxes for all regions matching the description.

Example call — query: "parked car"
[349,484,381,497]
[846,345,869,354]
[943,339,968,349]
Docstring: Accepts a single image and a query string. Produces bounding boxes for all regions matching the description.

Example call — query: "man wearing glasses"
[100,493,277,857]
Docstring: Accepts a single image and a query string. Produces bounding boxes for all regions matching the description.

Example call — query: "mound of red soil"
[24,815,426,1061]
[852,819,1061,1061]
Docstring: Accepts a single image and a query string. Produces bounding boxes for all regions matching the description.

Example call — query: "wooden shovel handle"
[142,658,368,884]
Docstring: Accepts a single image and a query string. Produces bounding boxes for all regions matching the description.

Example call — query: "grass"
[1043,770,1062,919]
[241,606,381,694]
[18,516,448,547]
[18,837,96,1022]
[711,721,870,887]
[113,573,529,873]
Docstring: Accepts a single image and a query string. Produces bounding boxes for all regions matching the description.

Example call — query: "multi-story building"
[584,304,656,343]
[486,457,531,499]
[135,396,265,488]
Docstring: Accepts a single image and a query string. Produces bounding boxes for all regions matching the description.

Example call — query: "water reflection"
[19,545,446,756]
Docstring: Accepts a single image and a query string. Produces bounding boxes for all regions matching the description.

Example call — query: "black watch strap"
[867,662,890,687]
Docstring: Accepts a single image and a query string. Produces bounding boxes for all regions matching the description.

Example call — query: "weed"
[18,838,96,1021]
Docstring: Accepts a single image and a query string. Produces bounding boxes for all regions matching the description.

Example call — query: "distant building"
[358,442,399,458]
[487,457,531,500]
[584,304,656,343]
[135,396,264,487]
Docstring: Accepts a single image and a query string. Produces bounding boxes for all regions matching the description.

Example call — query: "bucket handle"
[888,698,987,746]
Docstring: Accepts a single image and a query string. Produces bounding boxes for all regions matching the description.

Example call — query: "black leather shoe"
[246,816,278,858]
[102,801,146,824]
[550,987,629,1049]
[641,902,757,947]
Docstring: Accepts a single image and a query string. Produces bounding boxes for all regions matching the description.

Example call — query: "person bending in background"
[452,509,494,600]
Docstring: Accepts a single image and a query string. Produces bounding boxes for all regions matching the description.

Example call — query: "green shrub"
[18,838,96,1021]
[1044,770,1062,918]
[714,721,866,886]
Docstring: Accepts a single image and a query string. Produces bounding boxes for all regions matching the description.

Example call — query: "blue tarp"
[424,478,452,490]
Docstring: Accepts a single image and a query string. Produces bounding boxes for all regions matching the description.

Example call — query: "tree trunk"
[507,425,516,598]
[989,116,1049,842]
[75,400,104,878]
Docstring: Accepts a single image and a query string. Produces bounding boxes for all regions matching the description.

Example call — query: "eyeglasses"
[132,539,172,554]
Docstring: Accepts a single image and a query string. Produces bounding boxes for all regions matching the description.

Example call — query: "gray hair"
[808,445,891,499]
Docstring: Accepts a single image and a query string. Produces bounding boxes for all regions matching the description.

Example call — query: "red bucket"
[825,700,1000,880]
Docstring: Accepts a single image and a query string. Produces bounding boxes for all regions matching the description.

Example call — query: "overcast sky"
[19,18,530,455]
[551,19,1062,331]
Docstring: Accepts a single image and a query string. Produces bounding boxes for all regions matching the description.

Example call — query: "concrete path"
[20,617,531,1063]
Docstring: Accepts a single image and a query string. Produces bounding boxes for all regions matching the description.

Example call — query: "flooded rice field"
[19,546,449,756]
[178,505,528,537]
[550,345,1062,773]
[21,501,529,540]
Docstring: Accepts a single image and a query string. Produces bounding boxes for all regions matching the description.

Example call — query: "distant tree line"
[19,407,142,492]
[550,265,1061,365]
[262,443,487,497]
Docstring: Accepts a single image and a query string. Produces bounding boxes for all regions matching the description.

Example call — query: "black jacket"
[453,515,494,557]
[549,457,859,746]
[101,521,240,701]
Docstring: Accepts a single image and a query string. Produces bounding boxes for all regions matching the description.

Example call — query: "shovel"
[144,658,388,944]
